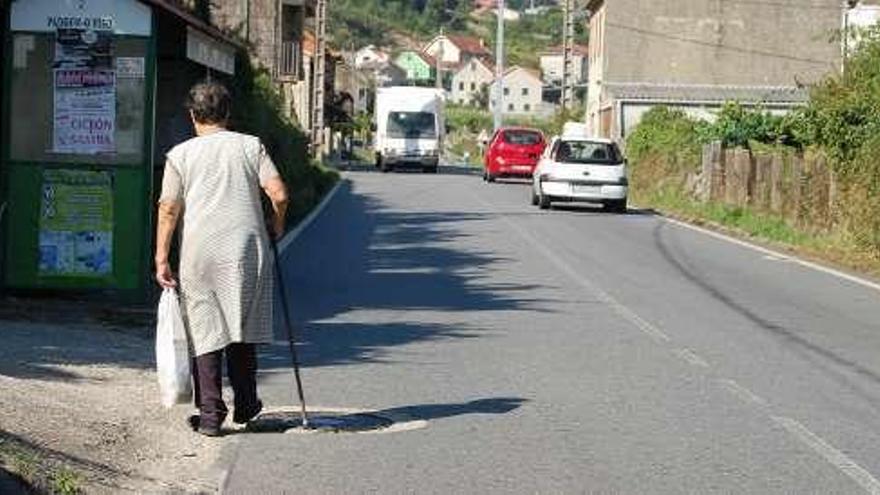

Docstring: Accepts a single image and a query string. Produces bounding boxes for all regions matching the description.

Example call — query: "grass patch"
[50,467,82,495]
[1,433,84,495]
[636,187,880,277]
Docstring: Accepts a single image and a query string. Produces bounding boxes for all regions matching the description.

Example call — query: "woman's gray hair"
[186,81,231,124]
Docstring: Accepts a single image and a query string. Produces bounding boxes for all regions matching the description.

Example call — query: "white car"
[531,135,628,213]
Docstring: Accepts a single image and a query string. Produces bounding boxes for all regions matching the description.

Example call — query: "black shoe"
[188,414,223,437]
[233,400,263,424]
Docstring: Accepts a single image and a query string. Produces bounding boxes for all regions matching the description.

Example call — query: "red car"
[483,127,546,182]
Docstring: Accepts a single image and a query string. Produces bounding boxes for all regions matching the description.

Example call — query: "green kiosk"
[2,0,155,299]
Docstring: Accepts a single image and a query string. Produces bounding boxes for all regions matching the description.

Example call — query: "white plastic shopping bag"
[156,288,192,408]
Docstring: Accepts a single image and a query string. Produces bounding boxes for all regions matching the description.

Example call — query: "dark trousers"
[191,343,258,428]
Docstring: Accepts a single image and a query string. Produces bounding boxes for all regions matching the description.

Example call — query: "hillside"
[328,0,587,69]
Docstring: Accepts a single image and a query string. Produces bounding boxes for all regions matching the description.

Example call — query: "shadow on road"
[376,396,528,421]
[337,161,481,176]
[0,322,153,380]
[270,179,548,369]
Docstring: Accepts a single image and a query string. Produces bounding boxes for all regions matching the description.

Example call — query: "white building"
[423,34,490,67]
[354,45,389,69]
[451,57,495,107]
[539,45,588,86]
[489,66,545,116]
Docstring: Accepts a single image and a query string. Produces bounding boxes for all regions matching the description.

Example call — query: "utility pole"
[493,0,505,131]
[561,0,575,111]
[436,28,444,91]
[311,0,328,155]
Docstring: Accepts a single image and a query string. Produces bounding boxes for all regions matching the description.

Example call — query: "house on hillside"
[489,66,544,116]
[423,34,491,67]
[540,45,588,86]
[360,60,407,88]
[355,45,390,69]
[585,0,843,142]
[451,57,495,107]
[394,50,436,85]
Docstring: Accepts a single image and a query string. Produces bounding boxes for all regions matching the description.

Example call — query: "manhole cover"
[248,410,395,434]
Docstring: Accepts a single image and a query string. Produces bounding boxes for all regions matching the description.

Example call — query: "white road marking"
[673,348,710,368]
[773,416,880,495]
[663,217,880,293]
[762,254,790,262]
[277,179,345,253]
[717,378,768,406]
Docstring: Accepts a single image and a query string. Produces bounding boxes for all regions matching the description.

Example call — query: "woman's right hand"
[155,261,177,288]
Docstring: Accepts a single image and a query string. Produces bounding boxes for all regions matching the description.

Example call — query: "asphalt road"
[221,166,880,494]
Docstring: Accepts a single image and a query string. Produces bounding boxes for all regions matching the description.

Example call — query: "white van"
[374,87,445,173]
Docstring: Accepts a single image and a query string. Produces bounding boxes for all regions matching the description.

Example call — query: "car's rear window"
[503,130,543,146]
[553,140,622,165]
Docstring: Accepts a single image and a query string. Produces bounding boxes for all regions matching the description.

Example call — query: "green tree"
[424,0,447,26]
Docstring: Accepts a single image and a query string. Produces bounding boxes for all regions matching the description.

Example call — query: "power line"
[710,0,846,11]
[606,21,836,66]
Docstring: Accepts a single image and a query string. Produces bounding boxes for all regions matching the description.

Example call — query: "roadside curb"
[277,179,345,254]
[644,206,880,293]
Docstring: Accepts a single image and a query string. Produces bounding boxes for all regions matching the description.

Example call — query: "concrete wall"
[603,0,842,87]
[209,0,281,71]
[586,3,607,136]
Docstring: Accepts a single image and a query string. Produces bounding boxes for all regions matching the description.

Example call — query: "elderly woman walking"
[154,82,289,437]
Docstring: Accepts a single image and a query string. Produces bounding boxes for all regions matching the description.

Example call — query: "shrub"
[446,105,493,134]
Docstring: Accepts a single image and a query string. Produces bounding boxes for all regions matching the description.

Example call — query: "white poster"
[53,69,116,154]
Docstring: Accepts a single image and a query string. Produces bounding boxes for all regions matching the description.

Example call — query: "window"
[524,104,531,112]
[503,87,510,96]
[470,82,476,91]
[502,130,542,145]
[387,112,437,138]
[508,103,515,111]
[459,82,465,91]
[553,140,623,165]
[471,61,476,71]
[522,87,529,96]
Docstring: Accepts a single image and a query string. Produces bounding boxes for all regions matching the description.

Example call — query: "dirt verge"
[0,310,227,494]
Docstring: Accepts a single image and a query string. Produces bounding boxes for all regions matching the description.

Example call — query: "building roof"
[453,55,495,75]
[443,35,491,56]
[603,82,810,104]
[140,0,244,50]
[503,65,543,83]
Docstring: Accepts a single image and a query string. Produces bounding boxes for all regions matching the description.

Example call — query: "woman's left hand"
[155,261,177,288]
